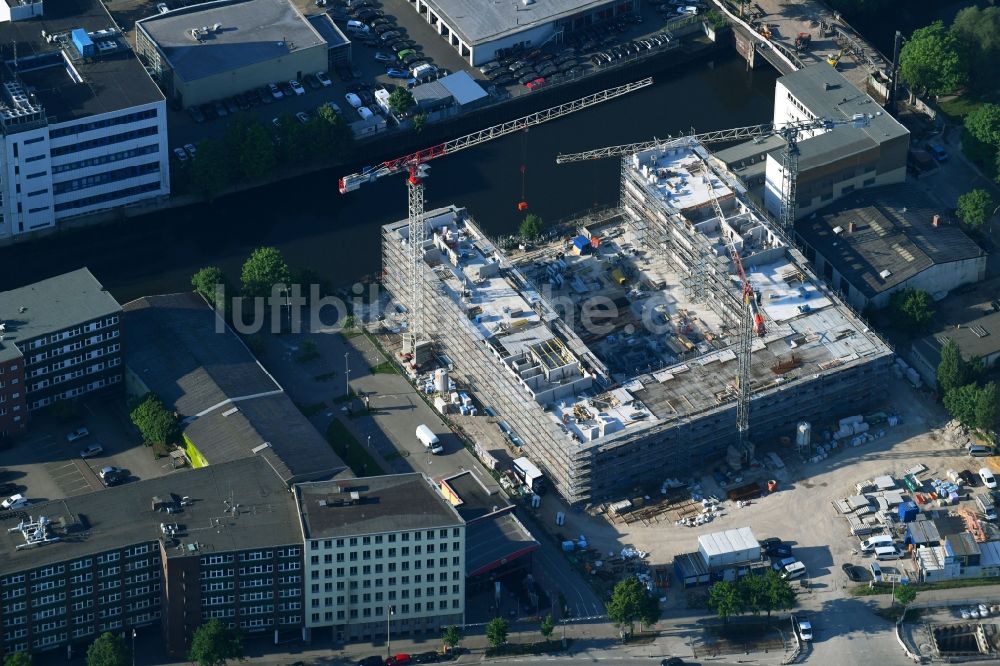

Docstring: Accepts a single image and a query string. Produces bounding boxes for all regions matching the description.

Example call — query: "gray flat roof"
[306,13,348,48]
[137,0,325,83]
[440,71,487,106]
[418,0,612,46]
[796,184,984,297]
[0,268,120,363]
[440,471,510,522]
[913,306,1000,369]
[0,0,163,122]
[297,474,463,539]
[465,513,538,577]
[123,292,349,484]
[779,65,908,160]
[0,457,299,574]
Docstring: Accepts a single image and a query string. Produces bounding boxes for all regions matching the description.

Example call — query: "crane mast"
[338,78,654,359]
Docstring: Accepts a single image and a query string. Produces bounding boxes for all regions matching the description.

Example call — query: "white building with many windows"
[295,474,466,643]
[0,0,168,242]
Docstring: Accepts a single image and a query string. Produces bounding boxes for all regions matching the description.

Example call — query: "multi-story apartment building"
[0,268,122,421]
[0,0,169,242]
[0,457,304,657]
[295,474,466,643]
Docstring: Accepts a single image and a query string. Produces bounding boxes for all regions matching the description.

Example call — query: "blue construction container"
[898,501,919,523]
[71,29,94,57]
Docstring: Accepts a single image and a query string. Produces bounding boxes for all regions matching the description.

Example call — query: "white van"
[782,561,806,580]
[874,545,901,561]
[416,424,443,454]
[869,561,883,582]
[411,63,437,79]
[976,493,997,521]
[346,20,369,33]
[859,535,894,553]
[357,106,374,120]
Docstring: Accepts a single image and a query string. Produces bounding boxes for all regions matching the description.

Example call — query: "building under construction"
[381,141,894,505]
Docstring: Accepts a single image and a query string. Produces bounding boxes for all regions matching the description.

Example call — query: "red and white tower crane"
[338,78,654,354]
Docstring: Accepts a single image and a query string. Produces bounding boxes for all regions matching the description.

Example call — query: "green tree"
[957,189,996,230]
[975,381,998,432]
[707,580,743,624]
[963,104,1000,180]
[86,632,129,666]
[894,584,917,607]
[950,6,1000,92]
[899,21,969,95]
[888,288,934,333]
[388,87,416,115]
[191,266,227,306]
[938,339,974,395]
[762,569,796,618]
[638,589,661,630]
[190,138,232,199]
[413,113,427,132]
[241,246,291,299]
[486,617,509,649]
[188,619,244,666]
[519,214,545,241]
[606,576,649,636]
[738,572,768,615]
[4,653,31,666]
[539,614,555,642]
[238,122,277,182]
[130,393,179,446]
[442,625,462,652]
[944,382,981,428]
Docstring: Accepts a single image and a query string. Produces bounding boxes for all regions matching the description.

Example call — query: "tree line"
[937,339,998,434]
[178,108,355,199]
[707,569,796,624]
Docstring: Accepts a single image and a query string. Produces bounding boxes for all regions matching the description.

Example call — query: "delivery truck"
[416,424,443,454]
[512,457,546,494]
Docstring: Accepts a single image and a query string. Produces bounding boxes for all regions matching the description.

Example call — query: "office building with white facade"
[763,64,909,221]
[403,0,635,66]
[295,474,466,643]
[0,0,168,242]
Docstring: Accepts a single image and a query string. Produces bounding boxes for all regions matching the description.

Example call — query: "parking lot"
[0,396,181,510]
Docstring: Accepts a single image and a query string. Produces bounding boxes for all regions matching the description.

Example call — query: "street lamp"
[386,605,395,658]
[131,628,136,666]
[367,435,372,449]
[344,352,351,397]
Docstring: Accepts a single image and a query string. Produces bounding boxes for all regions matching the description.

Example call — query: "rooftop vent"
[832,225,844,235]
[879,269,892,280]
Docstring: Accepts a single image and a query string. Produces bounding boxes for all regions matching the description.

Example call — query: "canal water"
[0,54,777,303]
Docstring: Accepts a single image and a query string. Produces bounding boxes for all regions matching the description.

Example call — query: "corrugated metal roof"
[698,527,757,556]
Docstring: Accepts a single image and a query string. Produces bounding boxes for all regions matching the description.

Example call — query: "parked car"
[380,31,400,42]
[1,494,28,510]
[183,143,197,159]
[99,466,127,486]
[385,655,411,666]
[525,77,545,89]
[172,147,188,162]
[677,5,699,14]
[289,80,305,95]
[315,71,332,87]
[375,51,394,63]
[188,106,206,123]
[386,68,410,78]
[981,467,998,489]
[296,111,310,124]
[224,97,239,114]
[268,82,283,99]
[345,92,362,108]
[795,616,813,641]
[928,144,948,162]
[357,106,374,120]
[413,653,440,664]
[397,48,416,60]
[357,657,383,666]
[279,82,295,97]
[66,427,90,443]
[80,444,104,459]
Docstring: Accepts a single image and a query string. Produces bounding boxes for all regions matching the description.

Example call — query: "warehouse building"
[0,457,304,657]
[795,184,986,311]
[135,0,330,108]
[122,292,350,484]
[381,140,894,504]
[0,268,122,435]
[403,0,636,66]
[0,0,169,242]
[294,474,466,643]
[763,64,909,220]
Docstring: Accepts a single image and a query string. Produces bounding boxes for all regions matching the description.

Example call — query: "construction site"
[378,135,895,505]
